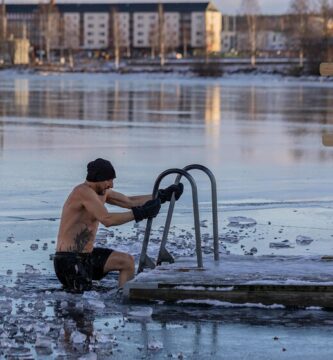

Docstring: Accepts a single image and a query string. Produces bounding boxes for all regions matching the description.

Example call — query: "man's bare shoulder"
[69,183,95,200]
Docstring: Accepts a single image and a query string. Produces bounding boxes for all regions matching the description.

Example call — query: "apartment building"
[2,1,221,56]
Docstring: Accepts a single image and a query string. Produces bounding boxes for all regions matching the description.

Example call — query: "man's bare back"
[56,183,107,253]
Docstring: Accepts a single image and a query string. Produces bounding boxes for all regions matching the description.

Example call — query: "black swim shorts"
[54,247,114,292]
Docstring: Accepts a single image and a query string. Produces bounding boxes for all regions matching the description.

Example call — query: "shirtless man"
[54,158,183,292]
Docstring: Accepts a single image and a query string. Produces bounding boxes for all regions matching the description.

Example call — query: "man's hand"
[158,183,184,204]
[132,198,161,222]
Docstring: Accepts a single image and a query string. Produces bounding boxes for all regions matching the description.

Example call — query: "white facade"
[64,12,80,49]
[83,12,109,49]
[133,12,158,48]
[133,12,180,49]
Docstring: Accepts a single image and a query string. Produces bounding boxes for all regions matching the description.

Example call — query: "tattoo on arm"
[72,227,93,252]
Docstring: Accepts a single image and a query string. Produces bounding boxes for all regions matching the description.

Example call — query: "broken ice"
[227,217,257,227]
[269,240,293,249]
[296,235,314,246]
[148,338,163,351]
[128,306,153,318]
[70,331,87,344]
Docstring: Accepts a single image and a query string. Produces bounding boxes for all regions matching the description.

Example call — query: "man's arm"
[81,189,134,227]
[106,190,152,208]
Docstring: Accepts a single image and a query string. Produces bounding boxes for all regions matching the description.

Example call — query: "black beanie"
[86,158,116,182]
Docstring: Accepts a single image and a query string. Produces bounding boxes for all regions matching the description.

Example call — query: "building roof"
[5,1,218,14]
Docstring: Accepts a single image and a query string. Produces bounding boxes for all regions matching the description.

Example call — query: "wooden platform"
[124,255,333,308]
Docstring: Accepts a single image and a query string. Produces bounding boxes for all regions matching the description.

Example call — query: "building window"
[99,32,105,36]
[87,32,93,36]
[88,40,94,45]
[100,24,105,28]
[137,31,143,36]
[88,24,94,28]
[138,40,143,44]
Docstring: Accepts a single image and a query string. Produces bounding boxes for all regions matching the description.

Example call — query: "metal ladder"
[137,164,219,274]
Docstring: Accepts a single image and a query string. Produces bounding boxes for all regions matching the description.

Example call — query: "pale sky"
[5,0,292,15]
[216,0,290,14]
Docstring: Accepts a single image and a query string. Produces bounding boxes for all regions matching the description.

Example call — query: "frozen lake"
[1,71,333,358]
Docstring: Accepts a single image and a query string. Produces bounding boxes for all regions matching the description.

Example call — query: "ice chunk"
[87,299,105,309]
[6,235,15,243]
[35,336,53,354]
[30,244,38,250]
[94,332,109,343]
[296,235,313,246]
[128,306,153,318]
[250,247,258,254]
[269,240,293,249]
[70,331,87,344]
[24,264,41,275]
[34,300,46,312]
[79,353,98,360]
[228,217,257,227]
[148,338,163,351]
[219,234,239,243]
[83,291,100,299]
[34,323,50,335]
[0,300,12,315]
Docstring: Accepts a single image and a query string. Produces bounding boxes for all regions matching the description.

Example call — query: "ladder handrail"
[137,168,202,274]
[157,164,219,265]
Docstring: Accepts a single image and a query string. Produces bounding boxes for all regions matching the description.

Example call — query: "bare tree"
[0,0,7,41]
[289,0,310,67]
[111,6,120,70]
[149,23,158,59]
[318,0,332,61]
[240,0,261,66]
[36,0,60,63]
[158,3,165,67]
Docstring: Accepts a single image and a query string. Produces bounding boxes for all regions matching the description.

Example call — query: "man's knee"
[125,254,135,271]
[104,252,134,273]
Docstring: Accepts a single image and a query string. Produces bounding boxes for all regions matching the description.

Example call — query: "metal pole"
[138,168,202,273]
[158,164,219,263]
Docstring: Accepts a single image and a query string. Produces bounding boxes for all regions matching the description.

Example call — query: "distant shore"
[0,57,319,77]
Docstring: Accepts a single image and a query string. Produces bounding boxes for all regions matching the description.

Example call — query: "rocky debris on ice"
[30,243,38,250]
[296,235,314,246]
[227,216,257,227]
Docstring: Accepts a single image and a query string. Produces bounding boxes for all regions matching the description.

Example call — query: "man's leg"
[103,251,135,288]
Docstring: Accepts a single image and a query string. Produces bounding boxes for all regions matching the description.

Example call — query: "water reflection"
[1,75,333,163]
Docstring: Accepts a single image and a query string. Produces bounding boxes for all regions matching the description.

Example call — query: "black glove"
[158,183,184,204]
[132,198,161,222]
